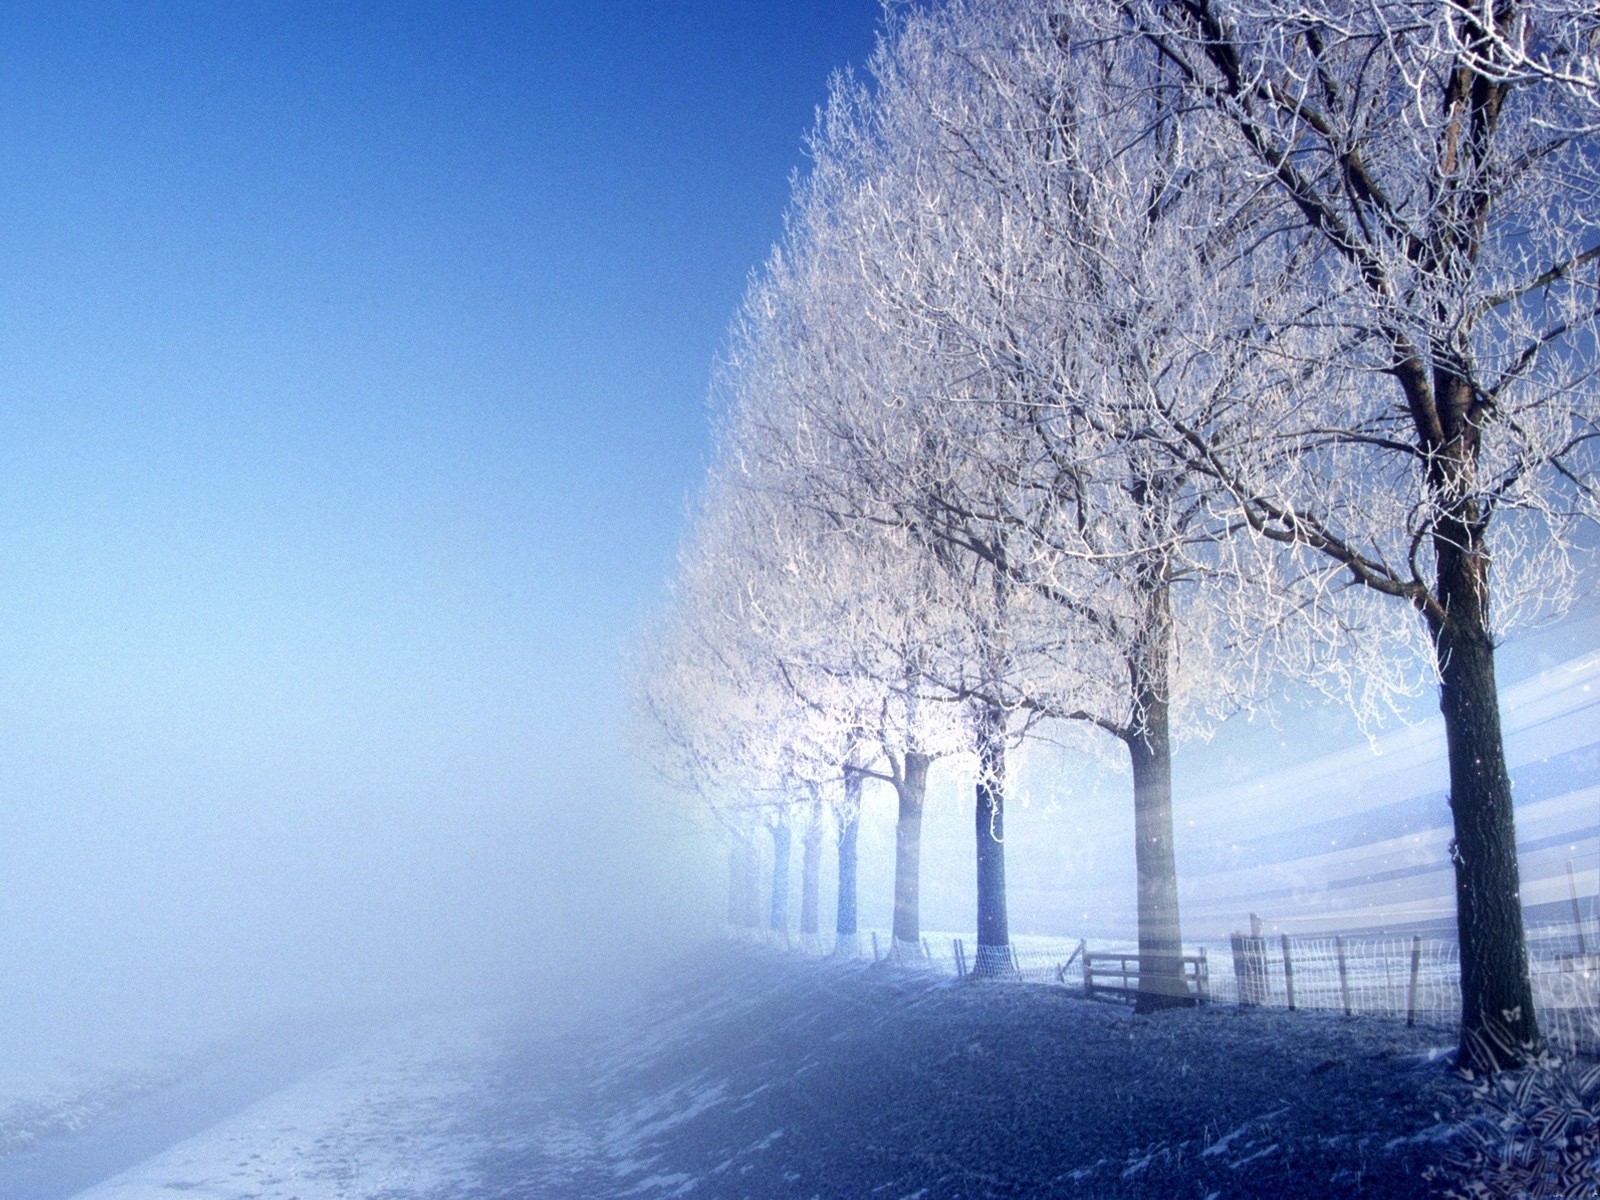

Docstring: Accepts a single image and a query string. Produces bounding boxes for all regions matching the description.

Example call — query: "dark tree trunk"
[891,752,931,954]
[769,822,791,937]
[1432,536,1541,1071]
[835,768,861,953]
[1418,364,1541,1072]
[800,815,822,939]
[1127,574,1190,1013]
[972,705,1011,977]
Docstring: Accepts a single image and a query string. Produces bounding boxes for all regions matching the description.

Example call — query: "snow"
[63,1009,507,1200]
[1,945,1592,1198]
[1198,1109,1287,1159]
[0,1062,183,1161]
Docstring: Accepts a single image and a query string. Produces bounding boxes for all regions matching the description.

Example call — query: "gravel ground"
[468,944,1503,1199]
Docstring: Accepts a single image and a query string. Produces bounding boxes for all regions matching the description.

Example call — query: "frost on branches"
[637,0,1598,1074]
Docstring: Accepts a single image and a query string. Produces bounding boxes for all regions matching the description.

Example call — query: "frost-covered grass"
[466,943,1499,1199]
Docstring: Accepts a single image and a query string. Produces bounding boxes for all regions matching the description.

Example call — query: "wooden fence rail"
[1082,949,1210,1005]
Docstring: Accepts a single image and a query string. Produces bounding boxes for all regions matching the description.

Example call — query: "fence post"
[1010,944,1020,976]
[1281,934,1296,1012]
[1229,934,1248,1007]
[1569,861,1589,955]
[1231,928,1270,1006]
[1197,948,1209,1004]
[1336,935,1353,1016]
[1084,949,1095,1000]
[954,938,967,979]
[1406,934,1423,1027]
[1063,938,1086,988]
[923,937,932,960]
[871,931,880,962]
[1248,914,1264,1003]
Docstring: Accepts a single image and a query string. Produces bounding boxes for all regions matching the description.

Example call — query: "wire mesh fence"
[1206,923,1599,1056]
[749,916,1600,1057]
[1528,923,1600,1057]
[1210,933,1461,1021]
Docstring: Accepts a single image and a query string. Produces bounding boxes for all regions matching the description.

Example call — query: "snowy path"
[0,1010,508,1200]
[65,1011,504,1200]
[0,1022,363,1200]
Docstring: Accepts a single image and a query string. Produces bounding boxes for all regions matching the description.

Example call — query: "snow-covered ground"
[63,1009,508,1200]
[0,1058,189,1162]
[4,946,1594,1198]
[0,1007,511,1200]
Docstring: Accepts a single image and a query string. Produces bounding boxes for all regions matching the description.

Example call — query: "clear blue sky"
[0,1,882,1049]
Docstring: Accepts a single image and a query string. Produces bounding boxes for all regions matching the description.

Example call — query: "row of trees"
[636,0,1598,1073]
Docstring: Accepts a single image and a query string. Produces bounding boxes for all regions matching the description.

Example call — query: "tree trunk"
[726,840,743,931]
[1419,361,1541,1072]
[892,752,931,956]
[835,769,861,955]
[742,834,763,930]
[1126,703,1189,1011]
[800,815,822,940]
[769,822,791,937]
[972,705,1012,977]
[1127,573,1190,1013]
[1432,538,1541,1071]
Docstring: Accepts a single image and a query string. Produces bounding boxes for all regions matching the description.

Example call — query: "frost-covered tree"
[657,0,1594,1048]
[720,169,1052,976]
[1088,0,1600,1068]
[712,342,973,959]
[629,609,769,937]
[631,471,869,947]
[763,0,1309,1005]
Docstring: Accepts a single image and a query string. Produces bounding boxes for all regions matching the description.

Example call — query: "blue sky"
[0,1,882,1049]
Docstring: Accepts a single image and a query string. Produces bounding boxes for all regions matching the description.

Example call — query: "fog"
[0,658,694,1073]
[0,1,881,1086]
[0,393,706,1075]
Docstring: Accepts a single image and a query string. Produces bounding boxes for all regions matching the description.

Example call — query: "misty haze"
[1,3,1597,1199]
